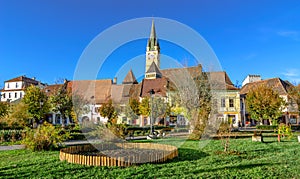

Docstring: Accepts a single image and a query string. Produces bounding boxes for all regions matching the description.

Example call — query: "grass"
[0,137,300,178]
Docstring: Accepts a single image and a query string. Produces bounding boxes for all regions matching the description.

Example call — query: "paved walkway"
[0,145,25,151]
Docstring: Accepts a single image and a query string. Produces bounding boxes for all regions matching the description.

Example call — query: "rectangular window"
[7,83,9,89]
[15,92,17,98]
[229,98,234,108]
[2,93,5,99]
[221,98,226,107]
[20,92,23,98]
[16,83,19,88]
[9,93,11,98]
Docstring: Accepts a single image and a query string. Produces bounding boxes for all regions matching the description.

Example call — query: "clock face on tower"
[149,53,155,60]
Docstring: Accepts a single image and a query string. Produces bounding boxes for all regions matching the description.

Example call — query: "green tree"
[129,98,140,116]
[246,85,286,125]
[288,84,300,118]
[22,85,50,127]
[98,99,117,124]
[49,82,73,127]
[124,98,140,122]
[177,72,212,139]
[0,102,9,118]
[7,102,31,128]
[139,97,150,116]
[71,92,89,123]
[152,97,167,122]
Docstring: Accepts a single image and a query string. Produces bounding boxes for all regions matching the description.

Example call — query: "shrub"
[0,130,25,142]
[278,123,293,141]
[256,125,278,130]
[22,122,70,151]
[70,133,86,140]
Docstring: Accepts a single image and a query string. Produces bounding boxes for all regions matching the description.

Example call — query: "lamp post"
[90,96,95,123]
[149,89,155,135]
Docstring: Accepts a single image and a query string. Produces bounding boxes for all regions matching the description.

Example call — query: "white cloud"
[277,30,300,41]
[282,69,300,84]
[282,69,299,77]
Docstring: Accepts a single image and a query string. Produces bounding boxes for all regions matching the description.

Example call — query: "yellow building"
[208,72,241,127]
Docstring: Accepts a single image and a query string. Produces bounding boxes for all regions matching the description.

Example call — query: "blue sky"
[1,0,300,87]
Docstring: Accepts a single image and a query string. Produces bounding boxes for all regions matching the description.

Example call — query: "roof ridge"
[146,62,161,74]
[122,69,137,84]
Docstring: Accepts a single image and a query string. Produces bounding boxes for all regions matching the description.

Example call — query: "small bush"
[0,130,25,142]
[70,133,86,140]
[278,123,293,141]
[22,122,70,151]
[256,125,278,130]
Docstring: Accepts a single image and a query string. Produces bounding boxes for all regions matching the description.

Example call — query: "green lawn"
[0,137,300,178]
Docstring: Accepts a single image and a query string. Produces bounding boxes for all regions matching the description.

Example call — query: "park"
[0,133,300,178]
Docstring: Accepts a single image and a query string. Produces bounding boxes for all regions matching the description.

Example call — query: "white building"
[1,75,44,102]
[242,75,261,87]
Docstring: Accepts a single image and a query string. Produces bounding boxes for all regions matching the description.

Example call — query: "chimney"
[113,77,117,84]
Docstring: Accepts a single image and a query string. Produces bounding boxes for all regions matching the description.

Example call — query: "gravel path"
[0,145,25,151]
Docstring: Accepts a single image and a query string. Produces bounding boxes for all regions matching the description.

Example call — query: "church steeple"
[145,20,160,77]
[147,20,160,51]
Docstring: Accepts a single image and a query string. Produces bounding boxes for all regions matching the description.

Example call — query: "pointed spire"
[147,20,159,51]
[150,19,156,39]
[122,69,138,84]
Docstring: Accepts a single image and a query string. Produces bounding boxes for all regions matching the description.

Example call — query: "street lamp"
[90,96,95,123]
[149,89,155,135]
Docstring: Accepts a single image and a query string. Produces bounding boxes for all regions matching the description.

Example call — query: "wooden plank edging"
[60,143,178,167]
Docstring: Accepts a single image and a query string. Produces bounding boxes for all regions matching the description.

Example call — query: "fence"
[60,142,178,167]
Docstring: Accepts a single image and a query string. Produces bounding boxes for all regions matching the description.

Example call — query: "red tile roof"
[140,77,169,97]
[206,71,239,90]
[5,76,39,85]
[68,80,112,104]
[43,84,64,96]
[240,78,293,95]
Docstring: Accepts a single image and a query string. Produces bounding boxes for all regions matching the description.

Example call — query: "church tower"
[145,20,160,79]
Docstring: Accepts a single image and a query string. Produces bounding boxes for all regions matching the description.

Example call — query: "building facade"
[240,77,298,125]
[1,76,44,102]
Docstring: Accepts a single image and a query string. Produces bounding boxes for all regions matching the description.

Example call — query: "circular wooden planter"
[60,143,178,167]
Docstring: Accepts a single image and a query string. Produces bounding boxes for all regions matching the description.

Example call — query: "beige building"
[240,77,298,125]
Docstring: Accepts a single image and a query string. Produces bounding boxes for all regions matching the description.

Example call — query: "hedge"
[256,125,278,130]
[256,125,300,131]
[0,130,26,142]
